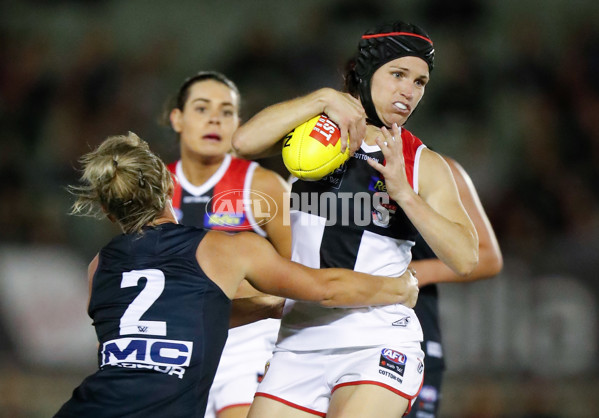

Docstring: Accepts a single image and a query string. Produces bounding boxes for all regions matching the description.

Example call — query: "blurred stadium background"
[1,0,598,416]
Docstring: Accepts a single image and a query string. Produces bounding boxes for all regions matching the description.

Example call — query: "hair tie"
[138,169,146,187]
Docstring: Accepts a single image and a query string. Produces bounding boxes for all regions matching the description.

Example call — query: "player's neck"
[147,202,178,227]
[364,125,383,146]
[181,154,226,186]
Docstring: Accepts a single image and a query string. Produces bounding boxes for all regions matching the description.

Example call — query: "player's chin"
[379,111,409,128]
[195,145,228,157]
[203,137,228,146]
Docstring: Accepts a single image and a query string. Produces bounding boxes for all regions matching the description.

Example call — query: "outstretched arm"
[229,279,285,328]
[226,166,291,327]
[232,88,366,158]
[410,157,503,287]
[198,231,419,308]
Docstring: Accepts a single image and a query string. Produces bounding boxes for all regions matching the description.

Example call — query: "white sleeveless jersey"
[277,128,426,351]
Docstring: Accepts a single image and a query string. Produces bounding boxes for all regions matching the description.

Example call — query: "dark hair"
[346,21,435,127]
[160,71,240,126]
[343,58,360,98]
[175,71,240,110]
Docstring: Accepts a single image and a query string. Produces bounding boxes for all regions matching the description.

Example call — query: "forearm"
[401,191,479,276]
[318,268,418,308]
[412,248,502,287]
[232,89,330,158]
[410,221,502,287]
[230,279,284,327]
[410,259,458,287]
[229,295,285,328]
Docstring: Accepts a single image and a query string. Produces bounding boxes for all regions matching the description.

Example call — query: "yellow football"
[282,114,350,181]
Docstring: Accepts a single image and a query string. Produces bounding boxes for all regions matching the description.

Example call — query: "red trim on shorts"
[361,32,433,45]
[254,392,326,417]
[332,380,416,400]
[404,375,425,416]
[217,403,252,414]
[332,379,424,417]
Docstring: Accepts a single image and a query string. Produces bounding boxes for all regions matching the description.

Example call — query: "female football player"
[54,132,419,418]
[233,21,479,418]
[165,71,288,418]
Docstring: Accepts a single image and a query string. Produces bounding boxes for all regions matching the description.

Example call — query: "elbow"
[489,255,503,276]
[462,250,504,282]
[459,232,481,277]
[485,252,504,277]
[457,260,478,278]
[456,248,480,278]
[232,131,252,158]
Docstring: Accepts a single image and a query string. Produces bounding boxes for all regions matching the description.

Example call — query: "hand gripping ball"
[282,114,350,181]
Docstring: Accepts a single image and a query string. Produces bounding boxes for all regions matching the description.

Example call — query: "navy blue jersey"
[55,223,231,418]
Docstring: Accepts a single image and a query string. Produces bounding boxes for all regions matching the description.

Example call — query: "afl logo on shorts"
[379,348,406,376]
[381,348,406,364]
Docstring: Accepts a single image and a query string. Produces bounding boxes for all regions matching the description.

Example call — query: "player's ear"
[170,108,183,133]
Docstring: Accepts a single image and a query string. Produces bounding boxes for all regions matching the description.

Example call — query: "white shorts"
[255,343,425,416]
[204,319,278,418]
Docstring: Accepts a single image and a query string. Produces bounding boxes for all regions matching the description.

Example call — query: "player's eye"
[415,79,427,88]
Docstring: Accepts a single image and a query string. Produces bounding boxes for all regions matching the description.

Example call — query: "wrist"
[312,88,333,114]
[391,187,419,208]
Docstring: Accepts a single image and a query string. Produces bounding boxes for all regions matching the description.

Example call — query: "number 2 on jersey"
[120,269,167,336]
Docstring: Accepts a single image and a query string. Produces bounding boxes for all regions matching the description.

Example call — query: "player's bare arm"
[237,232,419,308]
[410,157,503,286]
[250,166,292,258]
[368,124,478,276]
[229,278,284,328]
[224,166,291,327]
[198,231,419,308]
[232,88,366,158]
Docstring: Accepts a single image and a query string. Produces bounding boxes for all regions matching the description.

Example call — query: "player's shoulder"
[203,229,263,254]
[401,126,425,148]
[251,165,291,194]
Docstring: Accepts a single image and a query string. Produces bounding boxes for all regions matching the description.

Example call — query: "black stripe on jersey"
[179,193,210,226]
[320,224,363,269]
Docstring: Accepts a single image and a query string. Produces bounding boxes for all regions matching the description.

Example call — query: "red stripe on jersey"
[167,161,182,210]
[400,128,424,189]
[211,157,252,210]
[210,157,254,232]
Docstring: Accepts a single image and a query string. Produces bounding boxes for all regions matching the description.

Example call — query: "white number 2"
[119,269,167,336]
